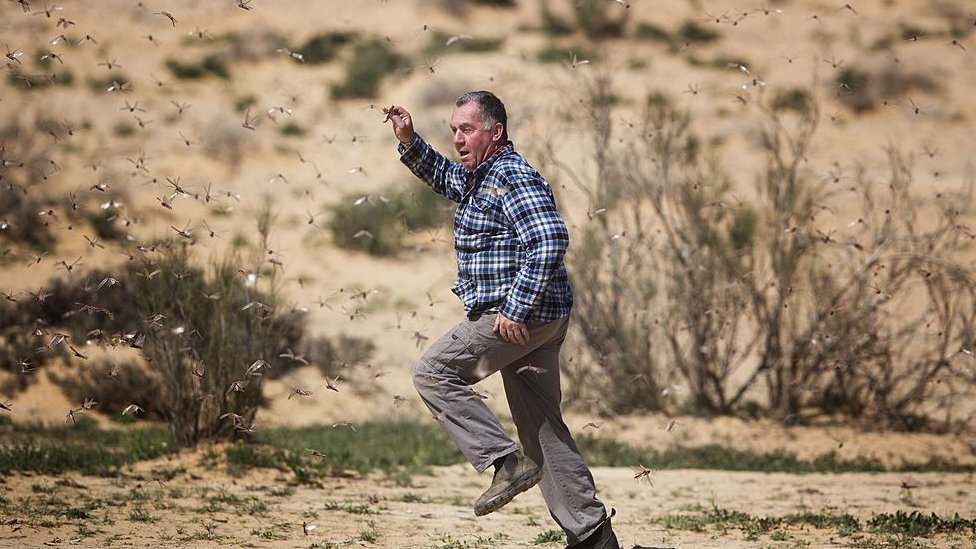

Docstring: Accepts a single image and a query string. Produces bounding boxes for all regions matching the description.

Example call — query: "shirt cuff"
[397,133,422,156]
[500,300,533,324]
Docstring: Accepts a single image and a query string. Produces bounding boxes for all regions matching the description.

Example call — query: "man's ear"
[491,122,504,142]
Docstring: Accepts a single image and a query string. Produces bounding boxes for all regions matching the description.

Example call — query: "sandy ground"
[2,1,976,547]
[1,452,974,549]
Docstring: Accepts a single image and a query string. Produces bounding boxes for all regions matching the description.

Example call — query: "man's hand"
[493,313,529,345]
[383,105,416,145]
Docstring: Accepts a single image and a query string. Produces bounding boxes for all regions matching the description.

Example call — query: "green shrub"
[423,31,504,57]
[540,0,628,39]
[7,69,73,90]
[234,94,258,113]
[87,208,125,241]
[331,39,408,100]
[635,21,671,43]
[677,21,721,44]
[771,88,814,115]
[328,185,452,256]
[573,0,628,39]
[296,31,356,64]
[112,122,136,137]
[165,54,230,80]
[536,44,594,64]
[279,122,306,137]
[87,72,129,92]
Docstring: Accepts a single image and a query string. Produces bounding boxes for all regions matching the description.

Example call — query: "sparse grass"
[359,520,379,543]
[868,511,976,537]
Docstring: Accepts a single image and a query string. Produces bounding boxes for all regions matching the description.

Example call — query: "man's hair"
[456,90,508,141]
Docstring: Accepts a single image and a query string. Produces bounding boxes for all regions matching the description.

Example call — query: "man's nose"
[452,129,464,144]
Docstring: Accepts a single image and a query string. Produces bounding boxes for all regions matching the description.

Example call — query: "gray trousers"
[412,313,607,545]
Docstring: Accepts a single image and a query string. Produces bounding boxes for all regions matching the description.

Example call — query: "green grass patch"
[575,435,974,473]
[0,416,174,476]
[868,511,976,537]
[225,421,463,481]
[2,418,971,479]
[658,505,973,541]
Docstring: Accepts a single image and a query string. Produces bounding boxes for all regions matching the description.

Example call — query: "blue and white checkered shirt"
[398,135,573,324]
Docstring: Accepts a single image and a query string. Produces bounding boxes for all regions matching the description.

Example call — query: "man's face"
[450,101,500,171]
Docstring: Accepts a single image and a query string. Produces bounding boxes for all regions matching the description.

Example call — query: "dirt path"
[2,454,973,549]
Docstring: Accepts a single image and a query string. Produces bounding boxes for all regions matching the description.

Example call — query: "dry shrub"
[554,71,976,430]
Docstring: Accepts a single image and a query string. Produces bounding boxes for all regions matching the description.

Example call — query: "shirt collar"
[468,140,513,179]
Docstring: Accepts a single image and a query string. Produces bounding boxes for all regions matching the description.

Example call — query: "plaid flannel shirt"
[398,134,573,324]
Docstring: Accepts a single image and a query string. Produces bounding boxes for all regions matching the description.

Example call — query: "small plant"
[359,520,379,543]
[533,529,565,544]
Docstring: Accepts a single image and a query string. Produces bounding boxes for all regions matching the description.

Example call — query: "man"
[384,91,619,549]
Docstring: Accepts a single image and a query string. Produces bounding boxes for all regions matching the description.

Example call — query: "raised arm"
[385,104,465,203]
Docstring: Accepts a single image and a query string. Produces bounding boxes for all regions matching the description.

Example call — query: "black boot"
[567,508,620,549]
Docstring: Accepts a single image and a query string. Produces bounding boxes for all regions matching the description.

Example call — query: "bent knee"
[412,359,440,391]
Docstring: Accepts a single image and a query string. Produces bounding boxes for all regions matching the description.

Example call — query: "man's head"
[451,91,508,171]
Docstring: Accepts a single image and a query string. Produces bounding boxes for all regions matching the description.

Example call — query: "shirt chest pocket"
[469,187,508,226]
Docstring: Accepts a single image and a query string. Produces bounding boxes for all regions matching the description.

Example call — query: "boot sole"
[473,466,543,516]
